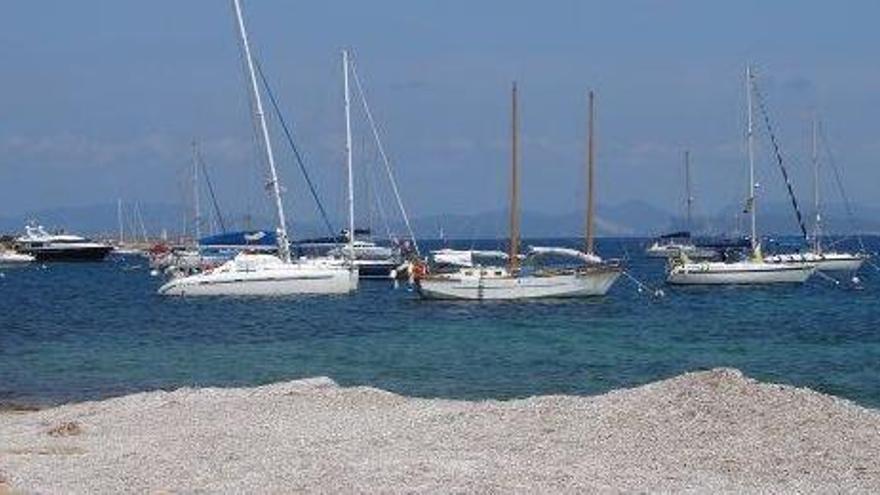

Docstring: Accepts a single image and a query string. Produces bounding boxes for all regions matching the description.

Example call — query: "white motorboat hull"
[417,269,621,300]
[765,252,865,273]
[0,251,35,265]
[667,261,813,285]
[157,254,358,296]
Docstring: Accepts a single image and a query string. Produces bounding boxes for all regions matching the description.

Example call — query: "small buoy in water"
[150,269,159,277]
[0,272,5,278]
[654,289,665,298]
[41,264,48,270]
[852,276,861,285]
[637,287,643,293]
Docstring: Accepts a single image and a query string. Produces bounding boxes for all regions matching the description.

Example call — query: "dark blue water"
[1,238,878,408]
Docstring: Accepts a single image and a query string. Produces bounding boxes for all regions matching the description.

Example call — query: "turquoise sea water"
[1,238,878,408]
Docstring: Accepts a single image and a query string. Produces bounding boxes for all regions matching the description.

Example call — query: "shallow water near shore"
[1,237,879,407]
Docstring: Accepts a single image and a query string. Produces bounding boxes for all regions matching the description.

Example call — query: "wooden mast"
[585,90,595,255]
[509,82,520,273]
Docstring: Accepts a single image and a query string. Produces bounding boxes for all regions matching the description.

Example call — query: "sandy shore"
[1,368,878,493]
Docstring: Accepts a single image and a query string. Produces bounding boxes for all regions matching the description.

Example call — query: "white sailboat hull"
[765,252,865,272]
[667,261,813,285]
[417,269,621,300]
[158,254,358,296]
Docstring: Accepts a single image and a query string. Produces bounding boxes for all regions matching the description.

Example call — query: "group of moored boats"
[2,3,870,299]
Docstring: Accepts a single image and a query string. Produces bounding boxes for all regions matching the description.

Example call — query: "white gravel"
[1,368,878,493]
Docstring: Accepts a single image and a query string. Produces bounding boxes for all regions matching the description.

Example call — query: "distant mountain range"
[1,200,877,240]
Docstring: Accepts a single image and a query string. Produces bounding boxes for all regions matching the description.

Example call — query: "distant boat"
[667,67,813,285]
[415,86,621,300]
[113,199,145,256]
[646,152,718,260]
[765,116,867,273]
[645,231,715,259]
[15,223,112,262]
[157,0,357,296]
[0,248,34,265]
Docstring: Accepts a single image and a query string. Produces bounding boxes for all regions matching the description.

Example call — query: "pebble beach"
[1,368,878,493]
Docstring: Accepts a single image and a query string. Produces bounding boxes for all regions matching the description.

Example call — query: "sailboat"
[646,151,715,259]
[415,85,621,300]
[315,50,418,280]
[158,0,357,296]
[765,117,867,272]
[113,200,144,256]
[667,67,814,285]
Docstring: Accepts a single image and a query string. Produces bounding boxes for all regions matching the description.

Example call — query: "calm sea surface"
[1,238,878,408]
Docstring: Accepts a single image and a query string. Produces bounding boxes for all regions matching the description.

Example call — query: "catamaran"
[158,0,357,296]
[415,86,621,300]
[667,67,814,285]
[765,117,866,273]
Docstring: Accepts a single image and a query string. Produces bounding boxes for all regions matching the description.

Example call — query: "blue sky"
[1,1,878,229]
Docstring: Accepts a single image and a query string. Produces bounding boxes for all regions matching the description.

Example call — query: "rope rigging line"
[349,60,421,257]
[816,121,868,254]
[749,76,809,243]
[193,146,228,234]
[253,58,336,238]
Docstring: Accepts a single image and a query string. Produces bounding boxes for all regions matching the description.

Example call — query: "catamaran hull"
[667,265,813,285]
[416,271,621,300]
[158,269,358,296]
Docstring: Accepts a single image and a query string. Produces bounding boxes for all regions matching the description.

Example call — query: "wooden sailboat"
[415,85,621,300]
[158,0,358,296]
[765,116,867,272]
[667,66,814,285]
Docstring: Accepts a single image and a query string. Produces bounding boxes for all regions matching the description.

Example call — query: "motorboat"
[15,224,112,262]
[0,248,34,265]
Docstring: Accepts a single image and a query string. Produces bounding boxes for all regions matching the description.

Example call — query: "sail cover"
[528,246,603,264]
[430,249,509,267]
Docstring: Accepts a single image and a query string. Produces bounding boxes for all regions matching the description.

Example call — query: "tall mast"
[191,141,201,246]
[746,65,758,255]
[585,90,596,255]
[509,82,520,273]
[117,198,124,245]
[231,0,291,262]
[684,150,692,233]
[342,49,355,263]
[812,115,821,253]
